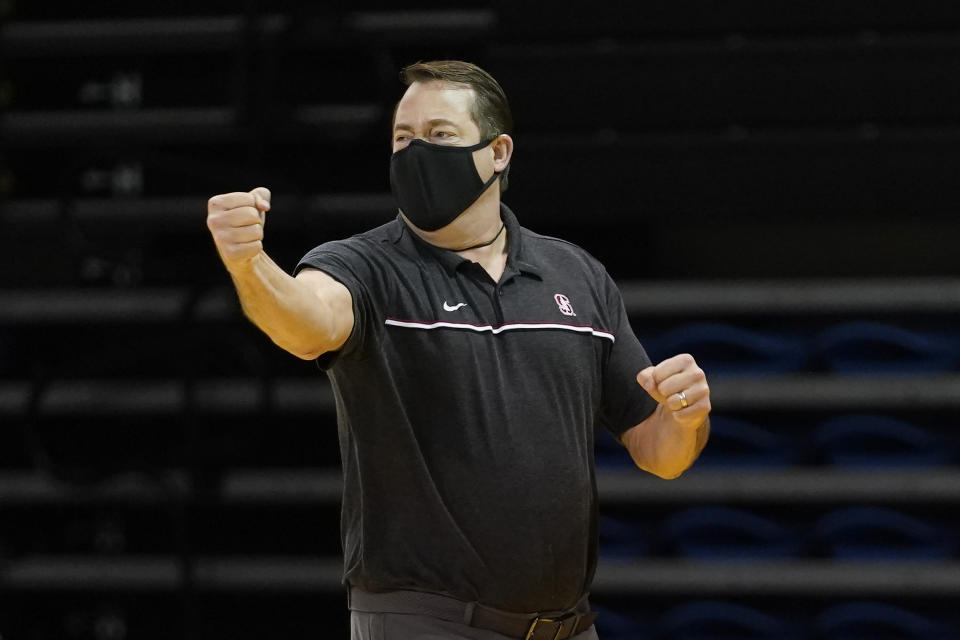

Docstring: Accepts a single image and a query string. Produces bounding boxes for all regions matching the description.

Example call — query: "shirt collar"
[389,203,542,279]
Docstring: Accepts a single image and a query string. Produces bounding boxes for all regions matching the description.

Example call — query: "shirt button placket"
[492,285,506,325]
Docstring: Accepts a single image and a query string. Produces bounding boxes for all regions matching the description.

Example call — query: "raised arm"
[206,187,354,360]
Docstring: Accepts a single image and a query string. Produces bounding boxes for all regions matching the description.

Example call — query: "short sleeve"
[294,240,377,370]
[598,272,659,439]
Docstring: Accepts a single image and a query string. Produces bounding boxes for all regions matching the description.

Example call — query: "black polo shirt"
[295,203,657,613]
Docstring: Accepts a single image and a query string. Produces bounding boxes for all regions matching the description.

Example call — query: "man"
[206,60,710,640]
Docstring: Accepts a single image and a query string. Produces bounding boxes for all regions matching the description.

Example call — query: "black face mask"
[389,138,501,231]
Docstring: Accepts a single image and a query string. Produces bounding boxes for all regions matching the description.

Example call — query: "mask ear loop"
[401,137,497,153]
[467,137,498,151]
[479,165,503,191]
[472,136,507,216]
[475,136,505,191]
[463,137,505,205]
[446,163,507,252]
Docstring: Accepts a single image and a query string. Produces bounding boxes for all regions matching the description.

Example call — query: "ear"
[491,134,514,172]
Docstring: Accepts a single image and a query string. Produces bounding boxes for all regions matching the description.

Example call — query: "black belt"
[348,587,598,640]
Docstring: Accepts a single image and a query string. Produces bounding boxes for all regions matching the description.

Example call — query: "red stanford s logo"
[554,293,576,316]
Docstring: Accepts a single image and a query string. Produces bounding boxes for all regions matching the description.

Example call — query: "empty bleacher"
[3,1,960,638]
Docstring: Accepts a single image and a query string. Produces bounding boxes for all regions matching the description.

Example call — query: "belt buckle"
[524,611,576,640]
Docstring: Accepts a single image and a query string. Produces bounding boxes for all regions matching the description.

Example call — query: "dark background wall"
[2,2,960,639]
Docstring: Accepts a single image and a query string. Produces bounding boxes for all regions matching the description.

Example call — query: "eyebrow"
[393,118,461,132]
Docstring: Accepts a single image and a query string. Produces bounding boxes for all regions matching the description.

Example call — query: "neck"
[403,192,509,281]
[451,221,504,250]
[455,222,508,267]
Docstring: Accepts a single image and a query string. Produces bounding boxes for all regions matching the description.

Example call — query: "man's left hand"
[637,353,711,430]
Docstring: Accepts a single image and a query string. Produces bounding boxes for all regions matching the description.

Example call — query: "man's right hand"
[206,187,272,271]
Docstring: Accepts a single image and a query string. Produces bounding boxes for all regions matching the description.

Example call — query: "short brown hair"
[399,60,513,191]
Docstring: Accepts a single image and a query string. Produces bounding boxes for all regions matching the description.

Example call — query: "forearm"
[624,406,710,479]
[228,253,345,359]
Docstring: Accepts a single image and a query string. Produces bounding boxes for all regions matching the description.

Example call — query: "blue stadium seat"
[644,323,807,375]
[695,415,802,468]
[598,515,654,559]
[814,506,954,560]
[815,602,952,640]
[591,603,651,640]
[814,414,954,467]
[595,429,635,469]
[658,600,802,640]
[662,507,801,559]
[813,321,957,374]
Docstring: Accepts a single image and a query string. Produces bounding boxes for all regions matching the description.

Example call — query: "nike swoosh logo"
[443,301,468,312]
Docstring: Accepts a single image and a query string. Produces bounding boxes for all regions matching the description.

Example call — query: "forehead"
[394,80,477,129]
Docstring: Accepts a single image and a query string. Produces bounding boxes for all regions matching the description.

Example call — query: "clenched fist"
[206,187,272,271]
[637,353,711,431]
